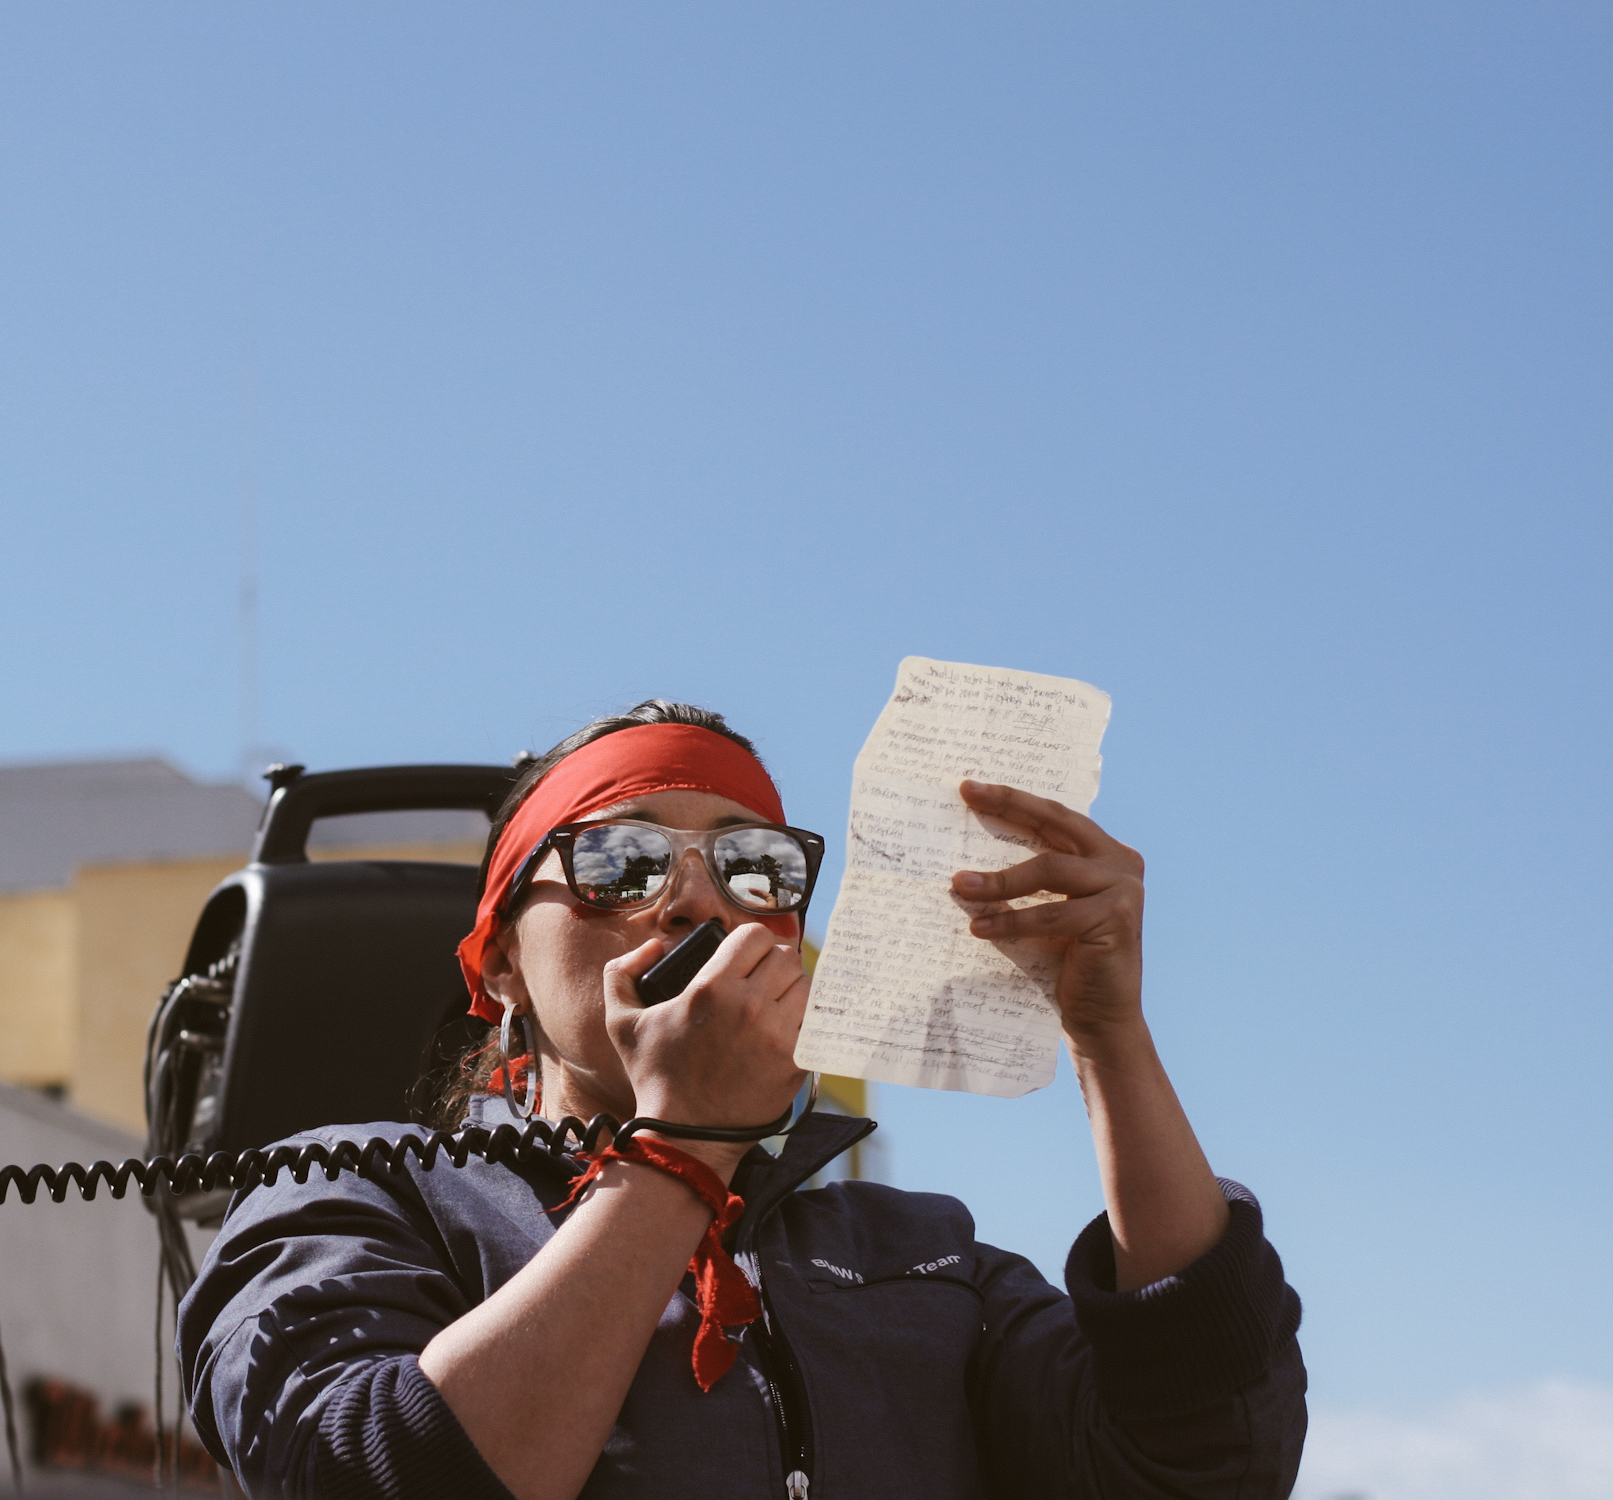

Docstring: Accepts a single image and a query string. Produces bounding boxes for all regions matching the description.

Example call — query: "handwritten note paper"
[795,657,1111,1097]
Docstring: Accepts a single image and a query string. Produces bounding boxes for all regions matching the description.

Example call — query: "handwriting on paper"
[795,657,1111,1097]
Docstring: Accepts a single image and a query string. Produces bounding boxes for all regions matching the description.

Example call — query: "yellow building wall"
[0,889,78,1088]
[71,856,245,1132]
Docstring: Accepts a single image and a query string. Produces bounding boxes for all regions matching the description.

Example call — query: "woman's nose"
[654,850,730,933]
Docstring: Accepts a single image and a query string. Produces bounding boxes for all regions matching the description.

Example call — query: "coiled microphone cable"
[0,1106,798,1207]
[0,1102,803,1491]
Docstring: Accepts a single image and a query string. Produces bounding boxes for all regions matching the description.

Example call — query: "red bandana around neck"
[457,723,786,1022]
[555,1135,760,1391]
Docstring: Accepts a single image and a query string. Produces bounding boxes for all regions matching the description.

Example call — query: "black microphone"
[635,917,728,1006]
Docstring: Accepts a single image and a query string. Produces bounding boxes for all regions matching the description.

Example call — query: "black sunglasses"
[500,819,826,922]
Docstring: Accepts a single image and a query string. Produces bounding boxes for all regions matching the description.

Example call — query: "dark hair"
[428,700,763,1127]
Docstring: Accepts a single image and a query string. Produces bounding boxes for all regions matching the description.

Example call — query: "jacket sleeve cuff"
[1064,1178,1303,1417]
[310,1356,514,1500]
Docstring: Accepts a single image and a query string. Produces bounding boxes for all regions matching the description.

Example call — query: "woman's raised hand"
[951,779,1230,1288]
[950,779,1147,1045]
[601,923,808,1155]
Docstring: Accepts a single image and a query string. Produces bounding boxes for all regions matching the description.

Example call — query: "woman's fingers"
[612,924,802,1025]
[952,783,1144,949]
[601,938,668,1011]
[959,779,1137,866]
[700,921,785,985]
[946,781,1149,1038]
[967,891,1116,939]
[745,942,810,1007]
[965,867,1143,952]
[687,926,806,1017]
[953,850,1118,903]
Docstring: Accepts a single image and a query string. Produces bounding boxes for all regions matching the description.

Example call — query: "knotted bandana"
[555,1135,759,1391]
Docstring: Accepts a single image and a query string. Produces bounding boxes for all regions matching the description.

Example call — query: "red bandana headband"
[457,723,786,1022]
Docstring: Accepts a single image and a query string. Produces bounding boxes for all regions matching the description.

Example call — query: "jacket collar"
[731,1110,877,1247]
[463,1093,876,1240]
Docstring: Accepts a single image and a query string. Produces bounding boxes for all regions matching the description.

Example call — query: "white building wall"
[0,1082,212,1425]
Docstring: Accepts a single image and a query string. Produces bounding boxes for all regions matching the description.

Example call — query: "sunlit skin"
[479,787,809,1169]
[420,779,1228,1500]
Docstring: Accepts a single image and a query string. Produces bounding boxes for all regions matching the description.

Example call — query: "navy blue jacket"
[178,1098,1306,1500]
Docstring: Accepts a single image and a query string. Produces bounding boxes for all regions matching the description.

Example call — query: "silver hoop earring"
[499,1005,541,1122]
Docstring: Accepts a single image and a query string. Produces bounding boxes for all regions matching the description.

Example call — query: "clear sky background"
[2,6,1608,1495]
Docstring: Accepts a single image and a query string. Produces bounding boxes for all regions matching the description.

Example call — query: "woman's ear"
[480,927,532,1015]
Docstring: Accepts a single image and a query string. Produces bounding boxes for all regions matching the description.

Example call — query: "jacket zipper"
[752,1278,814,1499]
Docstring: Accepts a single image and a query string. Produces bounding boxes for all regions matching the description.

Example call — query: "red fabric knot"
[555,1135,759,1392]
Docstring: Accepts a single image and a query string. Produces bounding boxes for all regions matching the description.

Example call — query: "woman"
[178,700,1306,1500]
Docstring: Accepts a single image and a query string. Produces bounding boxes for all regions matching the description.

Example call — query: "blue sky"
[1,1,1608,1475]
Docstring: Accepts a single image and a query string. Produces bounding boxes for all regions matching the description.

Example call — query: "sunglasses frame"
[500,818,827,923]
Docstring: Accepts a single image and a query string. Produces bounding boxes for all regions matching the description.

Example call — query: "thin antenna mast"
[238,354,260,785]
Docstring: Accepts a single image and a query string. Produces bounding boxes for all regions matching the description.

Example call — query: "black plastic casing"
[171,764,517,1158]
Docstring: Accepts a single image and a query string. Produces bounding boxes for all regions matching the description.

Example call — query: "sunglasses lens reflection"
[570,825,673,907]
[713,828,810,911]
